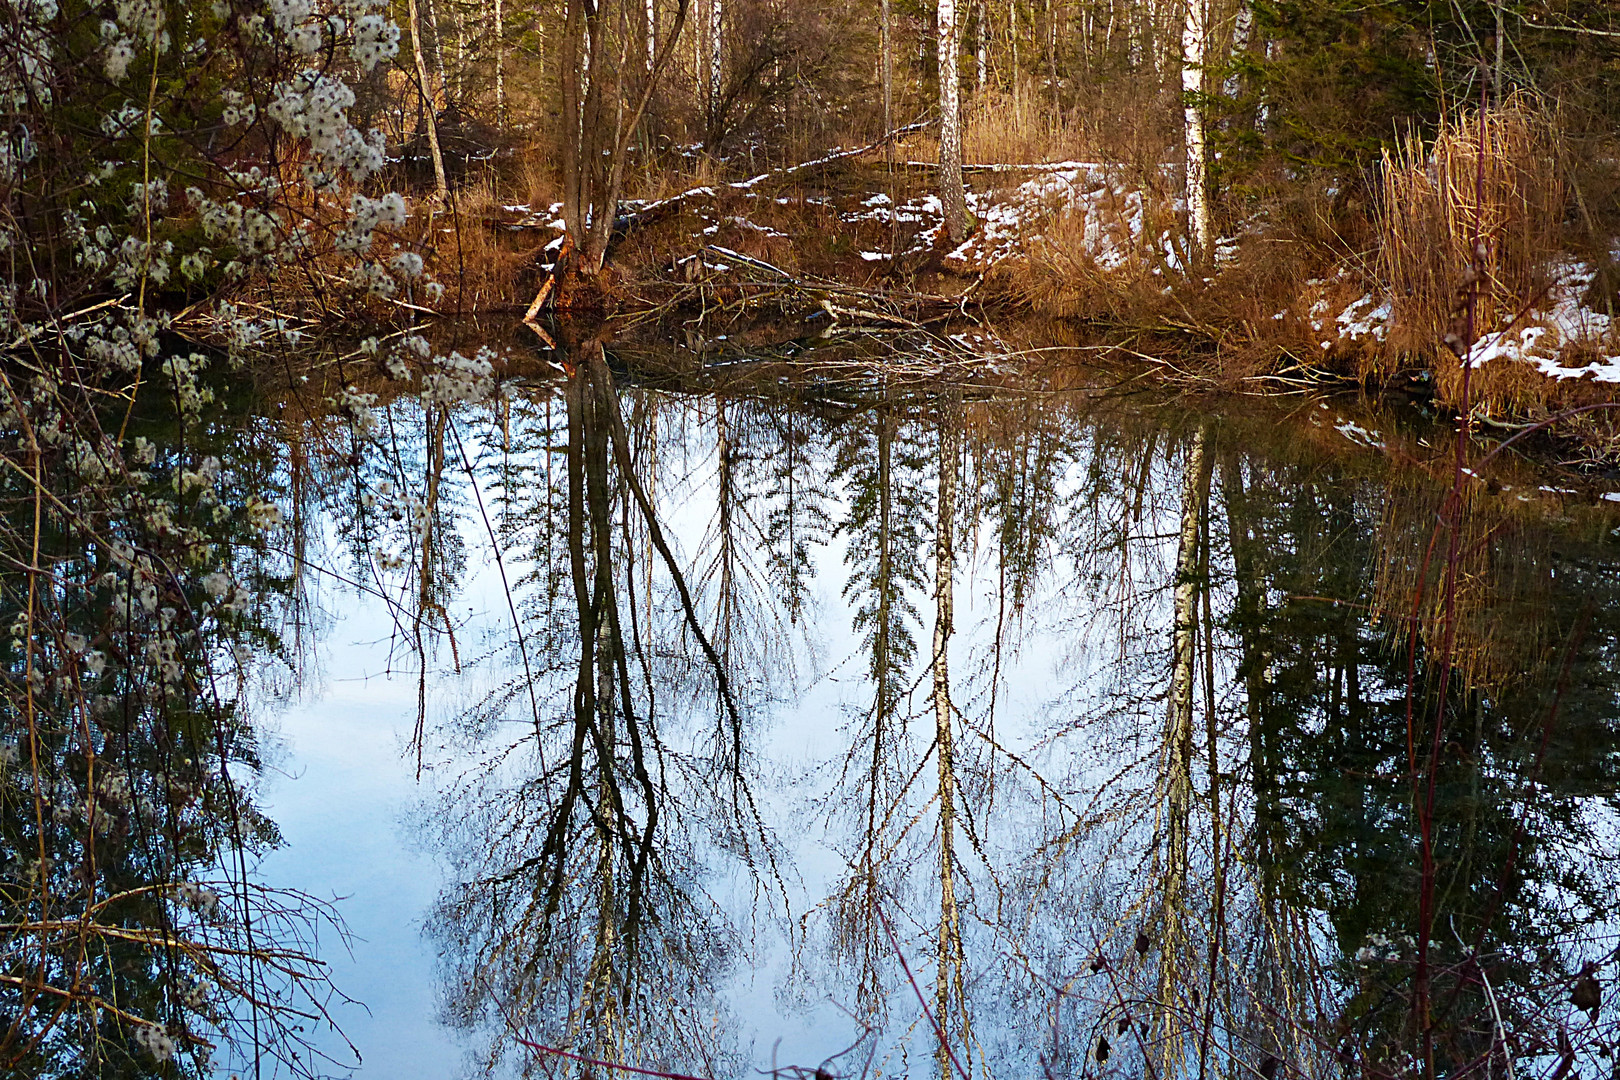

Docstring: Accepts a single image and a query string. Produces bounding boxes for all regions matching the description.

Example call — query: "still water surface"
[143,341,1620,1076]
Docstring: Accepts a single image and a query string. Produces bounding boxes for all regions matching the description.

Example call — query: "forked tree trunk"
[1181,0,1211,258]
[937,0,968,242]
[555,0,691,305]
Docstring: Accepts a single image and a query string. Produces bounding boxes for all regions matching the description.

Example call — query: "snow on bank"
[948,164,1156,269]
[831,163,1165,270]
[1464,260,1620,381]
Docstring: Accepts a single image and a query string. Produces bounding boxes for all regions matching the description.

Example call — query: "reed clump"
[1376,101,1566,411]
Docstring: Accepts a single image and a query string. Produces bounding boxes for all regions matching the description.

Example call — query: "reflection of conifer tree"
[979,400,1067,618]
[762,403,833,627]
[834,403,928,730]
[1216,446,1620,1077]
[970,398,1078,745]
[828,399,930,1012]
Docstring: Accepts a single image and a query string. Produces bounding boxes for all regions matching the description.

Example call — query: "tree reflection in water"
[379,341,1620,1080]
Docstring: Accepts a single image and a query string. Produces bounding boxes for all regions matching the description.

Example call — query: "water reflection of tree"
[423,343,785,1078]
[1010,415,1620,1080]
[412,369,1620,1080]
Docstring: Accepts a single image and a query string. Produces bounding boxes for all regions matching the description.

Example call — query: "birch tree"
[494,0,506,124]
[938,0,969,242]
[709,0,724,117]
[1158,423,1213,1077]
[1182,0,1211,257]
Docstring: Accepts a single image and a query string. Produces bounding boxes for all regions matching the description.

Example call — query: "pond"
[6,327,1620,1079]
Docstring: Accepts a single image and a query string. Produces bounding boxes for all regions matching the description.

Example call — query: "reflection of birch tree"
[932,392,968,1077]
[1153,422,1211,1077]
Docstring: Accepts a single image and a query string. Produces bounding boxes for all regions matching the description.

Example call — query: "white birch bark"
[425,0,450,103]
[1159,424,1211,1076]
[933,402,963,1080]
[938,0,968,242]
[1223,1,1251,98]
[709,0,723,115]
[451,0,467,100]
[646,0,656,70]
[976,0,987,89]
[494,0,506,124]
[1181,0,1211,259]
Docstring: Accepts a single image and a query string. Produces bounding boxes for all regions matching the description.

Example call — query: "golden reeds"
[1376,100,1565,411]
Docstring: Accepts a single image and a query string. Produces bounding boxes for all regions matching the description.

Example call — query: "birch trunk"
[407,0,449,196]
[937,0,969,242]
[451,0,467,100]
[976,0,988,90]
[709,0,723,117]
[425,0,451,103]
[933,396,964,1080]
[1222,1,1250,98]
[494,0,506,123]
[1181,0,1211,259]
[1158,423,1212,1078]
[646,0,656,70]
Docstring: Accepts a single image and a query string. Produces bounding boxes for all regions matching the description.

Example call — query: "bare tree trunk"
[426,0,451,103]
[1492,0,1504,103]
[560,0,584,240]
[1010,0,1020,92]
[494,0,506,124]
[933,395,964,1080]
[976,0,988,90]
[709,0,723,118]
[646,0,657,70]
[938,0,968,242]
[1181,0,1211,258]
[1158,423,1212,1078]
[407,0,449,197]
[554,0,690,299]
[452,0,467,100]
[881,0,894,163]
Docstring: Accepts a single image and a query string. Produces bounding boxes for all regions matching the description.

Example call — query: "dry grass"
[429,169,550,311]
[1004,186,1179,322]
[1377,100,1566,411]
[962,90,1085,164]
[899,90,1099,166]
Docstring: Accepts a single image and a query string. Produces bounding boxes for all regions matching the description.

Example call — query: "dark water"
[7,333,1620,1079]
